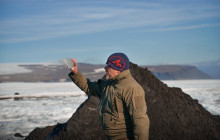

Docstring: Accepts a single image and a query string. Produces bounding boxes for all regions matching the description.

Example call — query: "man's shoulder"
[117,77,144,93]
[123,75,142,87]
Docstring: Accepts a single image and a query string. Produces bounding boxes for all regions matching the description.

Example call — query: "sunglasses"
[105,64,112,68]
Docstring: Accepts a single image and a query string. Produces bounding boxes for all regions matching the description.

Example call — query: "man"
[68,53,150,140]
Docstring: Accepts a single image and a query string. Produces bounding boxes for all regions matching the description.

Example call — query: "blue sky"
[0,0,220,65]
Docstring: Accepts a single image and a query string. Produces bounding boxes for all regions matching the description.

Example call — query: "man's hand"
[70,58,78,74]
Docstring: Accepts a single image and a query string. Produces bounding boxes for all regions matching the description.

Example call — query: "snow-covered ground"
[0,82,87,140]
[0,80,219,139]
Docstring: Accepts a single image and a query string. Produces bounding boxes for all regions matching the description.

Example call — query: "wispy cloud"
[0,0,219,43]
[147,23,220,32]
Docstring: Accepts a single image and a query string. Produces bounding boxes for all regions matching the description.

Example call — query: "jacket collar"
[110,69,131,83]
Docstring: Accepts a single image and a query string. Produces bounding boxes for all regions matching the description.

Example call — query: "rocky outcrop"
[25,63,220,140]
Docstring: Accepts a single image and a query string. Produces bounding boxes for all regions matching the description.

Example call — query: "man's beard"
[105,72,110,80]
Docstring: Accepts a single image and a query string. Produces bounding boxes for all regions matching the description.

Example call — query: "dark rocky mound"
[25,63,220,140]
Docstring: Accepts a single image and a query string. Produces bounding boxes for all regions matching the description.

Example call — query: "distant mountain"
[194,59,220,79]
[0,63,213,82]
[146,65,213,80]
[0,63,105,82]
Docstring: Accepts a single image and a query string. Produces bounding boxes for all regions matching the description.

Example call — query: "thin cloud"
[148,23,220,32]
[0,1,219,43]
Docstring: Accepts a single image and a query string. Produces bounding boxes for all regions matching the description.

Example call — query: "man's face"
[104,65,120,79]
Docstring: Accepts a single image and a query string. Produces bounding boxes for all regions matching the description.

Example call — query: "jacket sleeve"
[123,87,150,140]
[68,71,103,98]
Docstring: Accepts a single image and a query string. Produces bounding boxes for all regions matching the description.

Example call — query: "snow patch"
[94,68,105,73]
[0,63,32,75]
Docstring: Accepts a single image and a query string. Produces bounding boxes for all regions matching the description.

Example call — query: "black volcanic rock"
[25,63,220,140]
[130,63,219,140]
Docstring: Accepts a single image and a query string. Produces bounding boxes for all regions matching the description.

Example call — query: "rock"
[25,62,220,140]
[14,92,20,95]
[14,92,23,101]
[14,133,25,138]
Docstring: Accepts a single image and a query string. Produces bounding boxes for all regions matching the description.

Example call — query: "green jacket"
[69,70,149,140]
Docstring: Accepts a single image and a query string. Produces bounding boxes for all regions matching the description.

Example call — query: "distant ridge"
[0,63,212,82]
[146,65,212,80]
